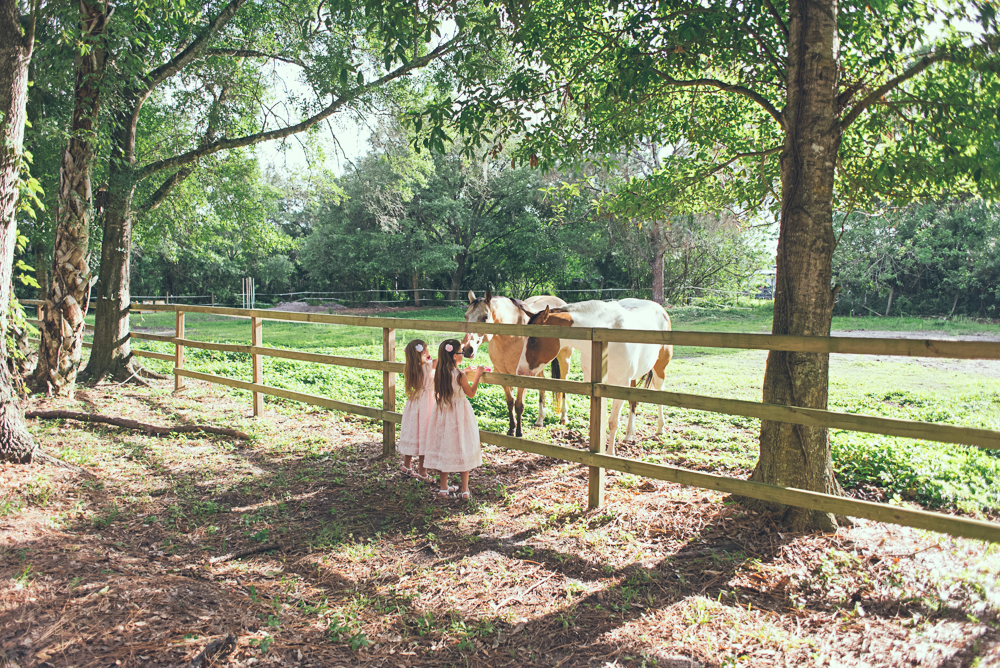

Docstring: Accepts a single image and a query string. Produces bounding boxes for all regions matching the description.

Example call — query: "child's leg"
[459,471,470,495]
[439,472,450,492]
[416,455,426,477]
[402,455,412,470]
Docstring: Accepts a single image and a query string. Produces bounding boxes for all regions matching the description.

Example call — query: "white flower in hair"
[415,344,424,352]
[445,343,454,352]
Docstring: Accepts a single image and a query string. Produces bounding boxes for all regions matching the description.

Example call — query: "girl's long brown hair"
[434,339,462,408]
[403,339,428,398]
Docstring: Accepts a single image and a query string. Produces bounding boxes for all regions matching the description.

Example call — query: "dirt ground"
[2,380,999,668]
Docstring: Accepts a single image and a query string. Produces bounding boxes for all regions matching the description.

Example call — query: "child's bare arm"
[458,366,486,398]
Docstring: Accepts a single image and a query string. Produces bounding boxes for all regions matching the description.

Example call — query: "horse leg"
[607,398,627,456]
[651,370,665,435]
[515,386,526,438]
[504,385,516,436]
[534,374,545,427]
[625,380,638,442]
[555,349,571,424]
[652,345,672,435]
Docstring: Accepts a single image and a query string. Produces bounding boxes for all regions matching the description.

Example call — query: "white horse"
[460,290,571,436]
[516,298,673,455]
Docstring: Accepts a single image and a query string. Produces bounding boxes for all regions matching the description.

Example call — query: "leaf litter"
[1,379,998,667]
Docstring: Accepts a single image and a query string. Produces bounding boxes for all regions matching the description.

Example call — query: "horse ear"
[468,290,476,304]
[485,288,492,304]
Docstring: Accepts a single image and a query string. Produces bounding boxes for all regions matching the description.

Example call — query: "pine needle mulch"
[2,379,998,668]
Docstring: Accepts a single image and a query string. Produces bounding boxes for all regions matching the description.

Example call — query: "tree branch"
[839,48,952,131]
[137,36,461,181]
[202,48,307,68]
[145,0,247,93]
[138,83,231,213]
[649,69,784,128]
[762,0,788,39]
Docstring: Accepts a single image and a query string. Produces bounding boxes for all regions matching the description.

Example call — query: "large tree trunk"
[447,251,467,302]
[81,108,143,384]
[34,0,109,396]
[749,0,843,531]
[82,166,139,382]
[0,0,38,462]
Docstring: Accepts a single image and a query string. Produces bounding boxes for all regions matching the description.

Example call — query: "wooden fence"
[24,300,1000,544]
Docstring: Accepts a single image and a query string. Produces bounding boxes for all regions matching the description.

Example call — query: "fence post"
[382,327,396,457]
[174,310,185,393]
[588,338,608,509]
[252,315,264,417]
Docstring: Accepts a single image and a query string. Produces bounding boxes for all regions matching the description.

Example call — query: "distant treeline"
[833,200,1000,319]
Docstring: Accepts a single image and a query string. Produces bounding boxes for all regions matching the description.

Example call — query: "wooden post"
[252,316,264,417]
[382,327,396,457]
[174,310,185,392]
[588,339,608,509]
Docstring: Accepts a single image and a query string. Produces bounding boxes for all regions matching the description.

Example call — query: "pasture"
[2,304,998,666]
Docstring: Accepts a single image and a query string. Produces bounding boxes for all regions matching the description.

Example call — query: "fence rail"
[20,299,1000,543]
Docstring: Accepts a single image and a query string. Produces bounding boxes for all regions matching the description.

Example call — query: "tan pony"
[461,290,572,437]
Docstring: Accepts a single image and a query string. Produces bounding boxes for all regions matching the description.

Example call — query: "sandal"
[437,489,452,498]
[400,465,411,476]
[459,491,472,501]
[412,470,431,483]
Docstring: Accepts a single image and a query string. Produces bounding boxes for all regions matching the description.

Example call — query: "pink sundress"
[397,361,435,457]
[423,369,482,472]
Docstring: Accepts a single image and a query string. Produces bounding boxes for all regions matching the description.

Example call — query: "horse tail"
[551,357,563,414]
[640,369,654,389]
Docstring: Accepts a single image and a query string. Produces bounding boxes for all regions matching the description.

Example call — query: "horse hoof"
[507,428,515,436]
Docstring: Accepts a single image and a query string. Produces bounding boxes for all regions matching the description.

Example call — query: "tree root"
[30,449,96,477]
[26,410,251,440]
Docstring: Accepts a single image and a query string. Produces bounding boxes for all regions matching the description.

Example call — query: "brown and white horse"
[461,290,572,437]
[517,298,673,455]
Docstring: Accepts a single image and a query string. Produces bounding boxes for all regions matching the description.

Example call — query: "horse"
[460,289,572,437]
[516,298,673,455]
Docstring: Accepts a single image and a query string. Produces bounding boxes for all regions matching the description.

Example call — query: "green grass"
[87,302,1000,516]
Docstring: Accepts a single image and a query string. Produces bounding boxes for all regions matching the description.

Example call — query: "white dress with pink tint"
[397,360,435,457]
[423,369,482,472]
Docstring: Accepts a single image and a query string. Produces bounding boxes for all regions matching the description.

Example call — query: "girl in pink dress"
[424,338,487,500]
[398,339,436,481]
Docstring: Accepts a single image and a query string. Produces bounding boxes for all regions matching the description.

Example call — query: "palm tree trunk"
[34,0,109,396]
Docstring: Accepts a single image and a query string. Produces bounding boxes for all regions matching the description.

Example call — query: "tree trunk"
[885,285,894,316]
[34,0,109,396]
[81,106,143,384]
[412,269,420,306]
[0,0,38,462]
[447,252,467,302]
[650,220,666,304]
[748,0,843,531]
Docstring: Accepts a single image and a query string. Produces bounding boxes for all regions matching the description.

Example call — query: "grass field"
[81,302,1000,517]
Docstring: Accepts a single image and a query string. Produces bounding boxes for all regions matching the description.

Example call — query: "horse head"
[517,305,568,375]
[461,288,494,358]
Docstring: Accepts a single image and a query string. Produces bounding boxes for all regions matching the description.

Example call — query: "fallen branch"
[26,410,251,440]
[209,542,281,564]
[188,634,237,668]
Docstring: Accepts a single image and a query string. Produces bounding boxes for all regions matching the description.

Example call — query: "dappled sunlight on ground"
[2,380,998,667]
